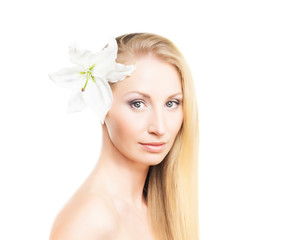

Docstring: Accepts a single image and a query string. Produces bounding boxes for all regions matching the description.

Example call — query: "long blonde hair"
[115,33,199,240]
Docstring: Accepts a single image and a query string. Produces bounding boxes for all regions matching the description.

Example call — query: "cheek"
[168,111,183,137]
[107,109,141,145]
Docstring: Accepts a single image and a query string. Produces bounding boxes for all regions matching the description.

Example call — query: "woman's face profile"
[104,54,183,165]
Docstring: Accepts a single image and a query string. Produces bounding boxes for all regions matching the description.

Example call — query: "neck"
[91,124,150,211]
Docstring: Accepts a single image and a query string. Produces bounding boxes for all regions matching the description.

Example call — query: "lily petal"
[82,77,113,123]
[69,38,117,68]
[49,66,84,88]
[95,38,118,64]
[69,44,96,67]
[107,63,136,83]
[87,38,118,75]
[66,89,87,113]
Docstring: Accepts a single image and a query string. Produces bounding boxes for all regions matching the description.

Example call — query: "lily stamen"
[81,73,90,92]
[81,64,96,91]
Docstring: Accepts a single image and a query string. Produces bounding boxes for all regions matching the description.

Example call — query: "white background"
[0,0,288,239]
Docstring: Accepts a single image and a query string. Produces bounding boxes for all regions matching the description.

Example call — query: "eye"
[130,100,145,110]
[166,100,180,109]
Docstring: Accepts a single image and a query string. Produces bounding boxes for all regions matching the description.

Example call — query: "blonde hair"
[115,33,199,240]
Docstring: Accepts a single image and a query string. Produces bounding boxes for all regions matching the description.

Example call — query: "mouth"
[139,142,166,153]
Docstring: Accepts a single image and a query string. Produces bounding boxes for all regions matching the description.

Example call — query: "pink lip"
[139,142,166,153]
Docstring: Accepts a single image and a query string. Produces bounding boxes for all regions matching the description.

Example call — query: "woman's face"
[104,54,183,165]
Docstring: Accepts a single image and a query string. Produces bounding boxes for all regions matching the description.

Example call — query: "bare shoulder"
[49,193,120,240]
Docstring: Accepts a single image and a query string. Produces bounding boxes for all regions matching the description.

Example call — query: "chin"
[141,153,167,166]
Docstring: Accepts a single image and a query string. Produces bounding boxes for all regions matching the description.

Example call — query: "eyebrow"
[124,91,183,99]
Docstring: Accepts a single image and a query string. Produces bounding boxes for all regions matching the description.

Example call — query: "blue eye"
[130,100,145,109]
[166,100,180,109]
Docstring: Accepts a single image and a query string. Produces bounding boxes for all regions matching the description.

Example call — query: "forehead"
[113,54,182,97]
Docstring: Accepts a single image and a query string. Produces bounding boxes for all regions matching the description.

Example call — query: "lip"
[139,142,166,153]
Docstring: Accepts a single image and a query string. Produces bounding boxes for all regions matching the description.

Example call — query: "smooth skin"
[50,53,184,240]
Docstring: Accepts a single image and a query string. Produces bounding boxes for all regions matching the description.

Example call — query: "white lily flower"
[49,38,136,124]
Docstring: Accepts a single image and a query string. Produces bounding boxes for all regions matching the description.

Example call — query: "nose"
[147,108,165,136]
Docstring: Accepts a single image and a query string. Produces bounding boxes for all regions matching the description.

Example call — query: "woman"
[49,33,199,240]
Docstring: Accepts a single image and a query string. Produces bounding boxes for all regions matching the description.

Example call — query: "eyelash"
[129,100,181,110]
